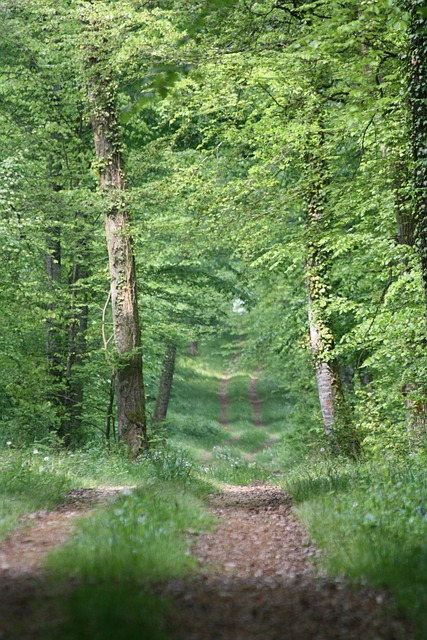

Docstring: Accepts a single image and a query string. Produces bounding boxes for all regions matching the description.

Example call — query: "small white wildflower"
[6,441,12,446]
[43,456,49,461]
[33,449,39,455]
[364,513,377,525]
[320,447,325,453]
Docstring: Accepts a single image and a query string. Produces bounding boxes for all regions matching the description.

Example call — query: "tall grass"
[283,457,427,638]
[46,481,215,582]
[0,334,289,639]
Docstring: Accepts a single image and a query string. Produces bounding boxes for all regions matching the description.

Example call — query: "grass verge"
[41,476,215,640]
[283,456,427,638]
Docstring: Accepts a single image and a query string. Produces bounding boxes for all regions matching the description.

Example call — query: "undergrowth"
[46,481,215,583]
[283,455,427,638]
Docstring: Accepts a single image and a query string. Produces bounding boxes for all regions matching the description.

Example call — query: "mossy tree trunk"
[305,125,344,437]
[153,342,177,424]
[82,7,147,454]
[406,1,427,330]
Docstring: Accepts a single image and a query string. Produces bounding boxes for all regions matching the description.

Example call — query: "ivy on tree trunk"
[82,5,147,455]
[304,123,343,437]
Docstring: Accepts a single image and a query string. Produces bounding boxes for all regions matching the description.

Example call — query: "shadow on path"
[158,484,412,640]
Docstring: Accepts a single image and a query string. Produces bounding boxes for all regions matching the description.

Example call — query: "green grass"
[164,337,280,483]
[226,372,253,424]
[0,334,291,639]
[46,480,215,582]
[0,442,164,541]
[282,457,427,638]
[42,476,215,640]
[0,448,75,539]
[49,584,172,640]
[5,333,427,638]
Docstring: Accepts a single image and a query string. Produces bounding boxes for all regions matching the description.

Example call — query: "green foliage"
[53,585,171,640]
[0,0,422,459]
[46,482,214,582]
[146,444,196,482]
[287,459,427,638]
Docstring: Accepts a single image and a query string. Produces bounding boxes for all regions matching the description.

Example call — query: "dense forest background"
[1,0,427,460]
[4,2,427,638]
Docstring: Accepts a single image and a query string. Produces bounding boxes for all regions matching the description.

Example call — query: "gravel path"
[0,487,130,639]
[160,484,412,640]
[0,484,413,639]
[249,370,265,427]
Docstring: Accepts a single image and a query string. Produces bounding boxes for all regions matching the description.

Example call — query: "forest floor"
[0,483,411,639]
[156,365,411,639]
[0,487,128,639]
[160,483,410,640]
[0,364,413,639]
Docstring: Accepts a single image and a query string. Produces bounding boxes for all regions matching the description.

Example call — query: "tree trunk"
[304,126,344,437]
[153,343,177,424]
[188,341,198,356]
[306,216,342,436]
[406,1,427,331]
[92,109,147,453]
[61,257,89,446]
[45,227,62,384]
[394,159,415,247]
[307,292,340,436]
[106,373,116,444]
[83,11,147,454]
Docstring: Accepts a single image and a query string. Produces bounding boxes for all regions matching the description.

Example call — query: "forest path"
[159,483,410,640]
[0,487,130,639]
[249,368,266,427]
[218,372,230,427]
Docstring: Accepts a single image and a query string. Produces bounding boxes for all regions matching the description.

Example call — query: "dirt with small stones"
[0,487,130,639]
[159,484,412,640]
[0,483,413,640]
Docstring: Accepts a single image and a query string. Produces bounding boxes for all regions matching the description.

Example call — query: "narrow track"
[160,484,411,640]
[249,369,266,428]
[0,487,129,639]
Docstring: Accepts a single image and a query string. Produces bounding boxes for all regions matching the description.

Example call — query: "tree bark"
[45,226,62,387]
[61,257,89,445]
[394,166,415,247]
[188,340,199,356]
[306,205,342,436]
[83,12,147,454]
[92,106,147,453]
[406,1,427,331]
[304,126,344,436]
[153,342,177,424]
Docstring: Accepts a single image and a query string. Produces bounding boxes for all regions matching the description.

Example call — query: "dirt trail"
[0,484,412,640]
[249,369,265,427]
[0,487,130,639]
[160,484,411,640]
